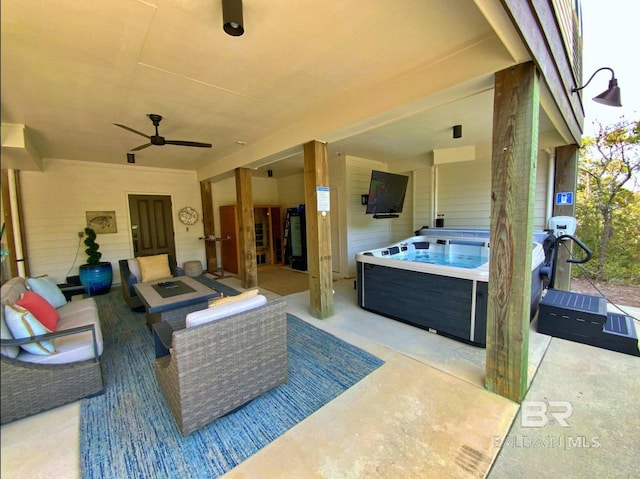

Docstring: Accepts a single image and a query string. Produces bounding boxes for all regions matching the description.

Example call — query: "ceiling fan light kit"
[114,114,212,152]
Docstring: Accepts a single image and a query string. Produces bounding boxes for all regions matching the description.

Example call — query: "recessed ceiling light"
[236,140,247,145]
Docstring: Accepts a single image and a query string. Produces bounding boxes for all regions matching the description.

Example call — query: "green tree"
[576,117,640,282]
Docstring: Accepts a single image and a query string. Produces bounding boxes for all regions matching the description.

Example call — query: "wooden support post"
[235,168,257,289]
[199,180,218,274]
[303,140,334,319]
[1,169,29,279]
[552,144,579,291]
[485,62,539,402]
[1,170,18,280]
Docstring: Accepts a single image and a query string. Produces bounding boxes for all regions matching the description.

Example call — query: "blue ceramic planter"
[79,262,113,296]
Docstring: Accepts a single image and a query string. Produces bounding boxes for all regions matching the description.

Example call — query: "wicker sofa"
[1,276,104,424]
[153,295,288,435]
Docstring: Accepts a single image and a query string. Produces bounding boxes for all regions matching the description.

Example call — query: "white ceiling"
[1,0,562,180]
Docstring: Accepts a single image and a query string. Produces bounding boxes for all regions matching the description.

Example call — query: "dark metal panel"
[359,263,476,344]
[474,282,488,344]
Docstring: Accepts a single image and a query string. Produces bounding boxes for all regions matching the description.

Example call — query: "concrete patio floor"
[1,276,638,478]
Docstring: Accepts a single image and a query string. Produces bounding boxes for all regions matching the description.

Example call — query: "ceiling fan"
[113,114,212,151]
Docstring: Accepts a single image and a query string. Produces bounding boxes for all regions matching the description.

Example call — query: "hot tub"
[356,232,546,346]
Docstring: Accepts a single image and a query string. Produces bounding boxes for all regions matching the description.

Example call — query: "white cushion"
[57,297,98,316]
[185,294,268,328]
[21,311,104,364]
[127,258,141,281]
[25,276,67,308]
[3,303,55,355]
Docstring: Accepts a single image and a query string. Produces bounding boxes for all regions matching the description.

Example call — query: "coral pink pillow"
[15,291,61,331]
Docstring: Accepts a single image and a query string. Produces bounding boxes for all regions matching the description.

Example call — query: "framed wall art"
[86,211,117,234]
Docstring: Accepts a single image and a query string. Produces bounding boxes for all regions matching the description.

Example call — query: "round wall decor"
[178,206,198,225]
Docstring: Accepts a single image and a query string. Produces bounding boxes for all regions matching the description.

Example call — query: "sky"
[580,0,639,136]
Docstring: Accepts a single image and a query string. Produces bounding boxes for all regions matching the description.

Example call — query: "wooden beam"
[235,168,257,288]
[1,169,18,280]
[501,0,582,143]
[1,169,29,280]
[485,62,539,402]
[14,171,29,277]
[199,180,217,274]
[552,144,579,291]
[303,140,334,319]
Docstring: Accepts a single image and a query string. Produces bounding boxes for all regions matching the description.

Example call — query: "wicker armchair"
[154,299,288,435]
[118,254,179,311]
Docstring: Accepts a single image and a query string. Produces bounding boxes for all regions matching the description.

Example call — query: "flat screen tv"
[365,170,409,218]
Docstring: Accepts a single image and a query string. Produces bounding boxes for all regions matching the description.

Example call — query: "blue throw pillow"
[1,309,20,358]
[26,276,67,308]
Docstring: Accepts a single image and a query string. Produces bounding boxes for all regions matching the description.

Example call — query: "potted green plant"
[78,227,112,295]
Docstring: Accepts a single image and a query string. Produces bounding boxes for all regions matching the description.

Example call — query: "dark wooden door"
[219,205,239,273]
[128,195,176,259]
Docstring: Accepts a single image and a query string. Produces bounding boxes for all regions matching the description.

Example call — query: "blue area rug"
[80,283,384,478]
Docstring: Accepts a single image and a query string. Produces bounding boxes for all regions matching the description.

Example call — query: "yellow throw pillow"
[138,254,172,282]
[208,288,259,308]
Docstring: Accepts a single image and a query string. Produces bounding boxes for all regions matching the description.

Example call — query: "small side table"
[183,261,203,277]
[199,235,231,278]
[57,283,88,301]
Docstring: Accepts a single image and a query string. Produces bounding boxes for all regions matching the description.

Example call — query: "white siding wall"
[12,148,552,284]
[534,152,550,230]
[19,159,204,284]
[345,156,389,277]
[437,156,492,228]
[276,173,305,211]
[209,175,280,269]
[210,175,279,212]
[329,156,347,277]
[211,176,237,212]
[389,171,414,243]
[203,150,549,277]
[435,147,549,230]
[413,167,433,231]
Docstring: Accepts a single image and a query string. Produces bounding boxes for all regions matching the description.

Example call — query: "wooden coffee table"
[133,276,221,329]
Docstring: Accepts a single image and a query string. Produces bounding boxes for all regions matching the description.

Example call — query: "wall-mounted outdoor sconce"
[571,67,622,107]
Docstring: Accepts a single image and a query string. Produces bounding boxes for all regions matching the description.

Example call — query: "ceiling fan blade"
[130,143,152,151]
[164,140,212,148]
[113,123,151,139]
